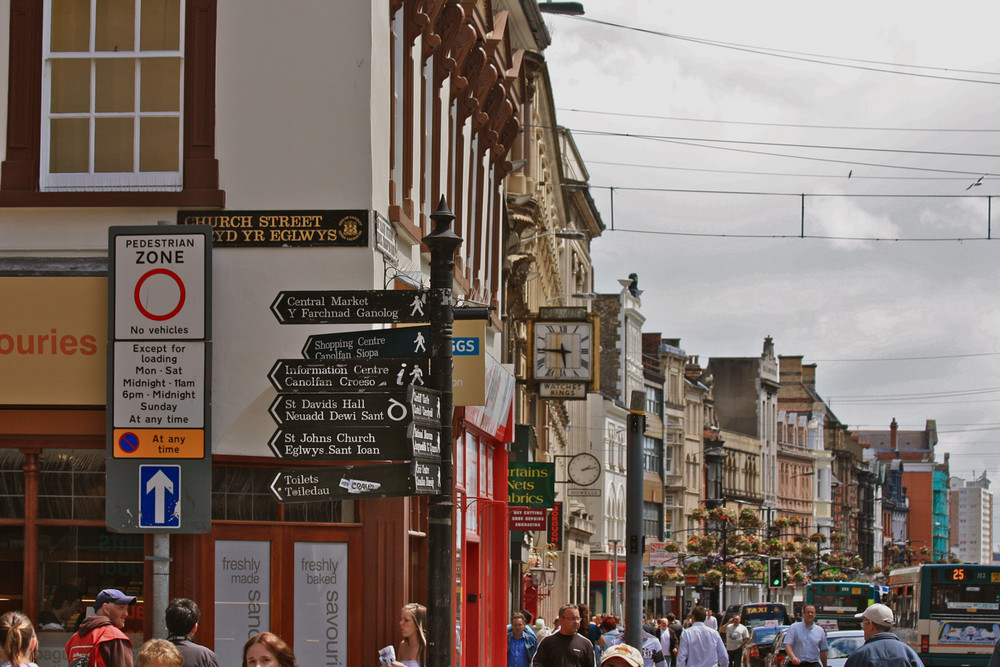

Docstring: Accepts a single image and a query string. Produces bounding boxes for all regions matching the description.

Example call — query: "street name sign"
[268,422,441,461]
[269,461,440,502]
[271,289,430,325]
[107,225,212,534]
[268,387,440,427]
[268,358,431,392]
[302,326,431,360]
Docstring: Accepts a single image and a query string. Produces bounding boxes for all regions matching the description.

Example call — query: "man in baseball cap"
[66,589,138,667]
[603,644,644,667]
[844,604,920,667]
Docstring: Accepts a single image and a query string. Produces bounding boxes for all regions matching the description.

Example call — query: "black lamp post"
[422,198,462,667]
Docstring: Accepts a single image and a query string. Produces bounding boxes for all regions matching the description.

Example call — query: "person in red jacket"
[66,588,137,667]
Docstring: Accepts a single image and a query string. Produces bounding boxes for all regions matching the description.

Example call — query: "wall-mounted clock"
[532,320,594,381]
[568,452,601,486]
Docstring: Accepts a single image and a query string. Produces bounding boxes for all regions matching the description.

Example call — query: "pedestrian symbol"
[139,464,181,528]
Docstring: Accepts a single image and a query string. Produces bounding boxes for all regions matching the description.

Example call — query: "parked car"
[826,630,865,667]
[743,625,788,667]
[766,628,790,667]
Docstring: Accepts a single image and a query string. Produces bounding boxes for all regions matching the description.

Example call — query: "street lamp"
[538,2,585,15]
[518,229,587,245]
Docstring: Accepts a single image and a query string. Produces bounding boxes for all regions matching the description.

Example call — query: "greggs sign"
[0,277,108,405]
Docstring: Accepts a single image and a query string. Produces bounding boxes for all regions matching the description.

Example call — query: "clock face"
[568,452,601,486]
[533,320,593,381]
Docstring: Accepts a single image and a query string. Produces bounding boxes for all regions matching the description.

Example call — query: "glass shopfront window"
[0,447,145,667]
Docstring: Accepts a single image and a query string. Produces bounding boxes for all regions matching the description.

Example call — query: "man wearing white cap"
[602,644,644,667]
[844,603,921,667]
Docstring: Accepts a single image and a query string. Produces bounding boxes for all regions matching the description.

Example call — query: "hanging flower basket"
[742,560,766,578]
[702,569,723,586]
[918,546,931,556]
[809,532,827,544]
[791,570,808,585]
[709,507,737,524]
[739,508,762,530]
[787,516,802,528]
[692,507,710,522]
[783,541,797,552]
[830,532,844,546]
[765,538,784,555]
[798,543,818,558]
[664,541,681,552]
[653,568,686,585]
[774,516,790,529]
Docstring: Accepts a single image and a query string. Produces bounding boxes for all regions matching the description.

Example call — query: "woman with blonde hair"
[0,611,38,667]
[390,602,427,667]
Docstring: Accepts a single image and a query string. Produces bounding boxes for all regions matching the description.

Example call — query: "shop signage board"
[177,209,369,248]
[268,423,441,461]
[508,507,547,531]
[547,501,564,550]
[270,289,429,325]
[269,461,440,502]
[267,358,431,392]
[302,326,431,360]
[268,387,440,426]
[106,225,212,534]
[507,462,555,508]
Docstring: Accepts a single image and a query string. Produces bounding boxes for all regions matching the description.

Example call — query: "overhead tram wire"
[562,15,1000,86]
[557,108,1000,134]
[523,124,1000,179]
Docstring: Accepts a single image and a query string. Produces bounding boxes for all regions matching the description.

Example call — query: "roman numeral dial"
[532,320,594,381]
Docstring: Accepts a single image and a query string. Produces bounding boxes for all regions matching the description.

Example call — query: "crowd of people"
[518,602,925,667]
[0,586,299,667]
[0,588,982,667]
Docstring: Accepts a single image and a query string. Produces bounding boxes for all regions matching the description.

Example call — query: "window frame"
[1,0,222,207]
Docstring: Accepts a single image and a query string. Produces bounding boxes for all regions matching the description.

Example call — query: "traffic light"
[768,557,784,588]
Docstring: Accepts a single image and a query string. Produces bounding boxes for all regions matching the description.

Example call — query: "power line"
[559,108,1000,134]
[810,352,1000,363]
[827,387,1000,401]
[591,184,993,199]
[574,130,998,178]
[601,226,996,243]
[567,127,1000,161]
[564,16,1000,86]
[586,160,988,182]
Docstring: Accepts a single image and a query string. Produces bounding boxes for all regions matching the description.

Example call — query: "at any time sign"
[114,231,208,340]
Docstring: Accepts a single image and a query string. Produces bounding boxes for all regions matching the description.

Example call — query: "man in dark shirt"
[533,604,596,667]
[165,598,220,667]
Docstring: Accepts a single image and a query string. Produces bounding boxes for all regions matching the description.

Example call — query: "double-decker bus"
[888,564,1000,667]
[805,581,880,631]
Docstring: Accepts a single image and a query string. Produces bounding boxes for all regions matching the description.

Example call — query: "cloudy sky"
[541,2,1000,509]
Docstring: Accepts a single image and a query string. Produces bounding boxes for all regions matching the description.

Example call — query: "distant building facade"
[949,474,994,564]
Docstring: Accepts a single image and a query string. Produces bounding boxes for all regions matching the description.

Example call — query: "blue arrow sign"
[139,464,181,528]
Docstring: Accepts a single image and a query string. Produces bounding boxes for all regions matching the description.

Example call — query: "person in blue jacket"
[844,604,921,667]
[509,612,538,667]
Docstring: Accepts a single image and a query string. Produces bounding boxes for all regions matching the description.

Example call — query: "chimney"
[803,363,817,390]
[891,418,898,450]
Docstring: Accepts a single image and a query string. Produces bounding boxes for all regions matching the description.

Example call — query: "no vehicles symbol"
[135,268,186,321]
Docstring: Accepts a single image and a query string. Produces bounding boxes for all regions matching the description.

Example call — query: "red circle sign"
[134,268,186,321]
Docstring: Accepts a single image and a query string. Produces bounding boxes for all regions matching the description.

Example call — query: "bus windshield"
[812,590,870,616]
[929,582,1000,617]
